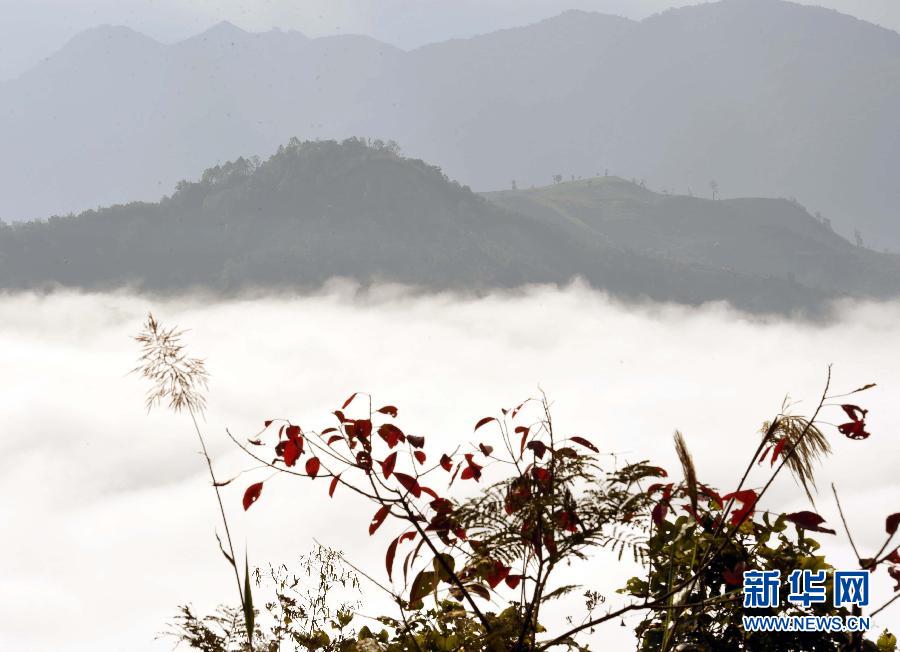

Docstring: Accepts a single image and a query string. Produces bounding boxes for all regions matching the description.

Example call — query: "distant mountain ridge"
[2,138,899,315]
[2,0,900,248]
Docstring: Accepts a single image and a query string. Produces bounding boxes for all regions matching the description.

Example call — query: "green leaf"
[432,554,456,582]
[243,551,255,644]
[410,569,437,603]
[877,629,897,652]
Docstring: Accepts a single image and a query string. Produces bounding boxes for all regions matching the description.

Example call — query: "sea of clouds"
[1,283,898,650]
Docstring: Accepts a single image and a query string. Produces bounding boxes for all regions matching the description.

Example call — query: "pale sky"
[1,0,900,80]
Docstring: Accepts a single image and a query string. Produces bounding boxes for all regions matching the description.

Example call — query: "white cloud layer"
[1,285,898,650]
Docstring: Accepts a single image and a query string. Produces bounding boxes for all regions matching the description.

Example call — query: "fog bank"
[1,284,898,650]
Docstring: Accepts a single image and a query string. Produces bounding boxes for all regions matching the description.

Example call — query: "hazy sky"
[2,0,900,79]
[2,285,899,650]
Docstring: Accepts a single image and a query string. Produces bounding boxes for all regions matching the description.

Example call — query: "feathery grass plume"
[132,313,253,650]
[133,312,209,415]
[762,414,831,505]
[673,430,698,515]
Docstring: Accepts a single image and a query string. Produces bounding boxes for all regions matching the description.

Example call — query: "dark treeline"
[2,138,899,314]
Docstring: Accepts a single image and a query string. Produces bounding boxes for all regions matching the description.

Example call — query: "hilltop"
[484,176,900,298]
[2,139,899,314]
[2,0,900,248]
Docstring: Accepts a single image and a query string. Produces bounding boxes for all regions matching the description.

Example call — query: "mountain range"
[3,137,898,314]
[1,0,899,248]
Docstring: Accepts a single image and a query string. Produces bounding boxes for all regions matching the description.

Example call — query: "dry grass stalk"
[133,313,209,415]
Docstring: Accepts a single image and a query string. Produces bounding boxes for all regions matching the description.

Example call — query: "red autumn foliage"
[838,404,871,440]
[570,436,599,453]
[242,482,263,511]
[785,511,836,534]
[378,424,406,448]
[230,385,889,635]
[473,416,496,431]
[720,489,758,527]
[305,457,321,478]
[886,512,900,536]
[381,451,398,479]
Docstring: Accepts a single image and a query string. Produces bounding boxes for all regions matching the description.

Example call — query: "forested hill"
[484,179,900,300]
[2,138,899,314]
[5,0,900,248]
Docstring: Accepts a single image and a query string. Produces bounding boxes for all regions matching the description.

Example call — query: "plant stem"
[189,409,250,649]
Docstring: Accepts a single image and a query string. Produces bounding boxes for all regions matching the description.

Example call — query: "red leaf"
[757,445,772,465]
[407,435,425,449]
[420,486,439,500]
[510,401,527,418]
[369,505,390,535]
[394,472,422,498]
[888,566,900,592]
[377,405,399,418]
[839,420,871,440]
[378,423,406,448]
[414,451,427,465]
[342,392,359,409]
[842,404,868,421]
[785,511,836,534]
[285,424,302,442]
[282,439,301,467]
[485,561,511,589]
[721,489,758,527]
[474,417,496,432]
[440,454,453,471]
[526,441,547,459]
[479,443,494,457]
[327,434,343,445]
[651,501,668,526]
[386,532,416,580]
[431,497,453,513]
[699,484,722,505]
[532,467,551,484]
[543,531,558,555]
[770,437,788,466]
[346,419,372,442]
[886,513,900,536]
[242,482,263,511]
[461,454,483,481]
[554,509,579,532]
[381,451,398,479]
[505,575,522,590]
[248,438,263,446]
[516,426,530,455]
[570,436,599,453]
[264,420,273,427]
[305,457,321,478]
[838,404,871,440]
[329,475,340,498]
